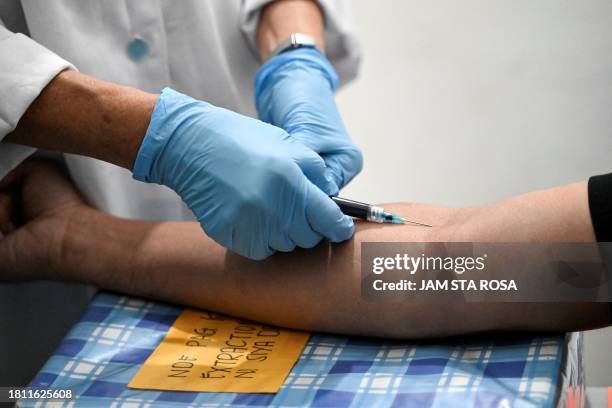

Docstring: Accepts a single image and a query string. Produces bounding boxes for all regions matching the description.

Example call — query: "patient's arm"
[59,184,609,338]
[2,161,608,338]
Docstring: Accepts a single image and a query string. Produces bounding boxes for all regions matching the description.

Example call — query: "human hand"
[255,48,363,192]
[0,160,87,280]
[133,88,355,260]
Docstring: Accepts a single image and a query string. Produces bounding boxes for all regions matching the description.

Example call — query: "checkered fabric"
[22,293,564,407]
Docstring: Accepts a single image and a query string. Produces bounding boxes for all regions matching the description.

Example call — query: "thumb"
[289,130,364,191]
[304,182,355,243]
[321,147,364,190]
[291,142,339,196]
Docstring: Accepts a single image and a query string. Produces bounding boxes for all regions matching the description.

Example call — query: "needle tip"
[404,220,433,227]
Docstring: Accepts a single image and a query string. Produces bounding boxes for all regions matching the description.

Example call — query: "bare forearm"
[64,210,462,338]
[454,181,596,242]
[257,0,325,60]
[6,70,157,169]
[61,194,608,338]
[135,220,608,336]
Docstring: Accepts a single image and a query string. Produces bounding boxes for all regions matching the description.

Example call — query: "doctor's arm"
[8,0,334,170]
[1,161,608,338]
[4,0,330,170]
[254,0,363,190]
[257,0,325,61]
[6,70,155,169]
[5,57,355,261]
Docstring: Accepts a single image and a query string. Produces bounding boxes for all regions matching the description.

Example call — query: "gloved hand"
[133,88,354,260]
[255,48,363,193]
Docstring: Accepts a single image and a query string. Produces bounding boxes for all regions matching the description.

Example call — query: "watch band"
[268,33,320,60]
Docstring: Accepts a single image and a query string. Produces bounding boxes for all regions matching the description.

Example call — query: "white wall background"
[336,0,612,386]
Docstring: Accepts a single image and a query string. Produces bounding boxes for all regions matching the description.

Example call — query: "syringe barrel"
[331,196,370,219]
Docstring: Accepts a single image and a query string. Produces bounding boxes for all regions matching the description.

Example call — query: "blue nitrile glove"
[255,48,363,192]
[133,88,354,260]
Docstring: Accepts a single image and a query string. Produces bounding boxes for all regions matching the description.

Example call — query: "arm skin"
[257,0,325,60]
[6,70,157,169]
[2,162,606,339]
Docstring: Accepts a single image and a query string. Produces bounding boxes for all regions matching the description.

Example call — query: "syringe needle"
[403,219,432,227]
[388,213,432,227]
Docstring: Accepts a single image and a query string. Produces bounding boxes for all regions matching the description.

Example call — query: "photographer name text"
[371,254,517,292]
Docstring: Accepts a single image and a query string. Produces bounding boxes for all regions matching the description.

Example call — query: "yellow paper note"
[128,309,309,393]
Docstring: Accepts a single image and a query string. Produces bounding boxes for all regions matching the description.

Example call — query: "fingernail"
[327,179,339,196]
[344,215,355,234]
[332,216,354,242]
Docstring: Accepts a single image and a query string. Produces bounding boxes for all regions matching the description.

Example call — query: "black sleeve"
[588,172,612,241]
[588,172,612,323]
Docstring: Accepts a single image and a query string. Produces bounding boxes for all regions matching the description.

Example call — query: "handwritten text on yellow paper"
[128,309,309,393]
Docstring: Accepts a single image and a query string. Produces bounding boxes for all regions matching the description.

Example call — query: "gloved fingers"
[282,170,324,249]
[238,235,276,261]
[289,130,319,152]
[290,141,339,196]
[268,228,297,253]
[304,182,355,243]
[288,130,363,191]
[322,148,364,190]
[239,226,276,261]
[202,217,275,261]
[289,218,323,249]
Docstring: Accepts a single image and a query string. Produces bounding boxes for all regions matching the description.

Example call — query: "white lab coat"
[0,0,360,220]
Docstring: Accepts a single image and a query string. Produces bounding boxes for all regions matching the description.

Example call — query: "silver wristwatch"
[268,33,320,60]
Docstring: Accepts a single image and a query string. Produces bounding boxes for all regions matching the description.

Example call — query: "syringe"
[331,196,432,227]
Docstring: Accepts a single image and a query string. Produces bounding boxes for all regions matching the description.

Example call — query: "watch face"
[269,34,319,60]
[291,33,316,46]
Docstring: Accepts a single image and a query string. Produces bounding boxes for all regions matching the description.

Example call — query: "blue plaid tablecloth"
[23,292,565,407]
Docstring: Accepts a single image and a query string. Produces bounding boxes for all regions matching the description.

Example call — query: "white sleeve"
[239,0,361,87]
[0,24,75,179]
